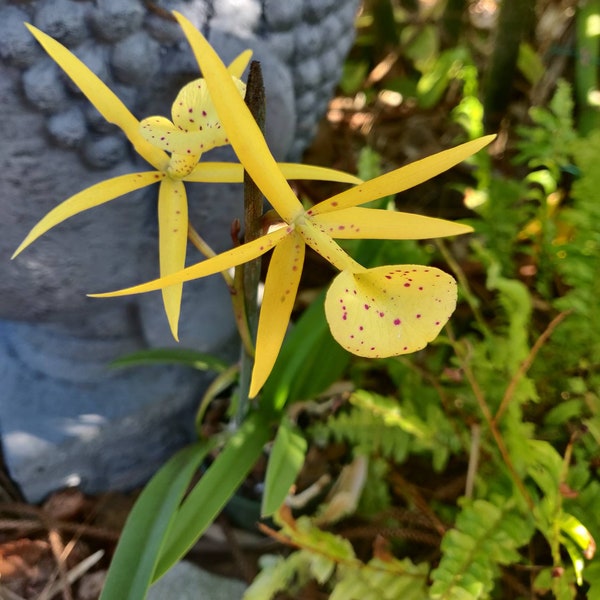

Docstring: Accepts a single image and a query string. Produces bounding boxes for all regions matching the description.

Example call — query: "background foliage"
[243,1,600,598]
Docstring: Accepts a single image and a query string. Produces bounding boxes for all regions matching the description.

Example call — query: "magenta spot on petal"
[403,346,408,351]
[359,326,364,331]
[416,314,422,319]
[338,225,345,230]
[404,283,411,288]
[435,321,440,325]
[418,286,424,291]
[364,304,370,310]
[394,318,401,325]
[342,313,347,320]
[370,346,375,351]
[379,312,384,317]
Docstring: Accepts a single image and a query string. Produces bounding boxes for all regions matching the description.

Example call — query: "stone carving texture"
[0,0,359,501]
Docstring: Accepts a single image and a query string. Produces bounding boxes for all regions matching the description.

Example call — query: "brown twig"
[493,310,572,424]
[448,333,535,510]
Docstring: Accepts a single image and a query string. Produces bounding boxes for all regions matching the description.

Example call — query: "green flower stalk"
[91,12,495,398]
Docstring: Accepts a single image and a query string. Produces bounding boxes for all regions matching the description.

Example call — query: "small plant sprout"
[12,24,361,340]
[91,12,496,398]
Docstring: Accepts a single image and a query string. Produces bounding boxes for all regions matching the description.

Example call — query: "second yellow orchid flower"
[90,12,495,397]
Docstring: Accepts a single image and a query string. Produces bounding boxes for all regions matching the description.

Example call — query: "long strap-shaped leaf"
[153,411,271,581]
[99,442,213,600]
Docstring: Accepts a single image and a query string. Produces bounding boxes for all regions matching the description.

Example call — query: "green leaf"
[262,418,308,517]
[110,347,228,372]
[260,292,350,411]
[153,412,271,580]
[99,442,212,600]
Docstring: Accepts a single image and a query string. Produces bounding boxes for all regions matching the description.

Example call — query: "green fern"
[244,512,429,600]
[332,556,429,600]
[312,390,461,469]
[430,499,535,599]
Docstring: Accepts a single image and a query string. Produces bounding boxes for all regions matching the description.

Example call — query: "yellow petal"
[140,116,200,154]
[311,207,473,239]
[171,78,246,143]
[324,266,457,357]
[185,162,363,184]
[227,50,253,78]
[25,24,168,171]
[278,164,362,185]
[158,179,188,340]
[311,135,496,216]
[249,232,305,398]
[89,226,291,297]
[173,12,304,223]
[12,171,164,259]
[296,218,363,273]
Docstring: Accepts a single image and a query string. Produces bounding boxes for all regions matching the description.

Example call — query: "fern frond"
[331,556,429,600]
[430,498,534,599]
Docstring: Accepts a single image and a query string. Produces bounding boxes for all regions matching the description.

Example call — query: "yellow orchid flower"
[91,12,495,398]
[11,23,362,340]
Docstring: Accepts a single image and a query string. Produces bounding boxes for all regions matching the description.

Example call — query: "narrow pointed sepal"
[311,207,473,240]
[12,172,164,259]
[185,162,363,185]
[249,232,305,398]
[172,11,304,222]
[311,135,496,215]
[89,226,291,298]
[324,265,457,358]
[158,179,189,340]
[25,24,168,170]
[227,49,253,78]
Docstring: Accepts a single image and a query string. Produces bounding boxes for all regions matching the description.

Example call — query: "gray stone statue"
[0,0,359,501]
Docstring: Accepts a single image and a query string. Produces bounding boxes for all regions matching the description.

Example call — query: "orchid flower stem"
[187,223,234,287]
[188,222,255,359]
[236,61,266,425]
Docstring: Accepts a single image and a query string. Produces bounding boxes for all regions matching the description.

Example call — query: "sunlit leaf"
[262,418,307,517]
